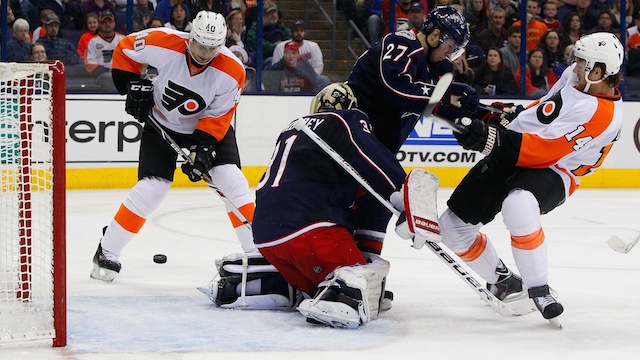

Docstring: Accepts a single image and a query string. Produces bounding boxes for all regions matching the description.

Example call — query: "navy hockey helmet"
[422,6,470,50]
[310,83,357,113]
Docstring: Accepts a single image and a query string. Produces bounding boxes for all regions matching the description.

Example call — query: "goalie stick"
[292,117,536,317]
[146,113,252,230]
[607,233,640,254]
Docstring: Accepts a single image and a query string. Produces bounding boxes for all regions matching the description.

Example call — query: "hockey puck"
[153,254,167,264]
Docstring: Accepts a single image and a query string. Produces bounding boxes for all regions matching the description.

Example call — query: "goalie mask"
[189,11,226,65]
[310,83,357,113]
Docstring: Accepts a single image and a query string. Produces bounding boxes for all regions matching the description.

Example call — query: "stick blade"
[607,235,633,254]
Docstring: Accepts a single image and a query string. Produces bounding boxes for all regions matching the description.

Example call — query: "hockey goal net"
[0,62,66,347]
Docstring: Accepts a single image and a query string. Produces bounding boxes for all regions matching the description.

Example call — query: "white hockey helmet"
[310,83,357,113]
[572,32,624,77]
[191,11,227,47]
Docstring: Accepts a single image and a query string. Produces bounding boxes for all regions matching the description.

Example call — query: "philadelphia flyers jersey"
[85,32,125,72]
[112,28,245,141]
[506,69,622,196]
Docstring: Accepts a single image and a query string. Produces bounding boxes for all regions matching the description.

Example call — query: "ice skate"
[486,261,527,302]
[528,285,563,328]
[90,243,121,282]
[380,290,393,312]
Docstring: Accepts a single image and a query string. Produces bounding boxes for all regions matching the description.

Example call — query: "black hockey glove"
[453,117,502,156]
[443,82,479,114]
[499,104,525,128]
[181,144,217,182]
[181,130,218,182]
[125,79,154,122]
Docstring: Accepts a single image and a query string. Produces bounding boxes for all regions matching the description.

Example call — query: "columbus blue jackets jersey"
[347,29,452,152]
[253,109,406,248]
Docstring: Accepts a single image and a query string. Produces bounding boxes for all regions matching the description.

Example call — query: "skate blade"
[297,302,360,329]
[547,315,563,329]
[90,264,118,282]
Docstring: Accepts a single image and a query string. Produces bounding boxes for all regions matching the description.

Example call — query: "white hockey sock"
[502,189,548,287]
[101,177,171,257]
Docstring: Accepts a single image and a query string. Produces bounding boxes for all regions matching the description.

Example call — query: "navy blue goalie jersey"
[252,109,406,245]
[347,30,452,152]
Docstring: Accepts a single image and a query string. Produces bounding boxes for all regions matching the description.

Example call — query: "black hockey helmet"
[422,6,470,50]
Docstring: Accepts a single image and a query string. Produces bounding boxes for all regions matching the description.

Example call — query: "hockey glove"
[181,129,218,182]
[125,79,154,122]
[444,82,479,114]
[453,117,502,156]
[499,104,525,128]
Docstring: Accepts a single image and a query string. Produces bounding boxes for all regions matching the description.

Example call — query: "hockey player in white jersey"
[438,32,624,326]
[91,11,256,282]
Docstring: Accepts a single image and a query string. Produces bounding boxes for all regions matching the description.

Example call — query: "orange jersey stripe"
[228,202,255,228]
[516,97,615,168]
[511,228,545,250]
[457,232,487,262]
[196,110,237,141]
[113,203,146,233]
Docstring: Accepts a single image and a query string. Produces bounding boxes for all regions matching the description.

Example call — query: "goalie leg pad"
[198,252,299,310]
[297,255,390,328]
[396,169,441,249]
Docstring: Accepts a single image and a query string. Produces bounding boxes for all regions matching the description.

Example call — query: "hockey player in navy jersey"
[346,6,480,152]
[438,32,624,326]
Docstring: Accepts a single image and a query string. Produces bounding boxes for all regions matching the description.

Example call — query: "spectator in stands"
[538,29,563,69]
[553,43,573,78]
[30,42,48,62]
[19,0,40,31]
[364,0,384,45]
[382,0,413,35]
[225,9,247,49]
[148,16,165,28]
[36,12,83,66]
[5,2,17,28]
[84,0,116,19]
[495,0,519,29]
[397,2,427,31]
[499,25,521,72]
[612,0,633,27]
[625,7,640,76]
[164,2,192,31]
[247,1,291,62]
[557,0,599,30]
[229,44,256,92]
[36,0,84,30]
[190,0,228,20]
[263,40,330,93]
[559,11,584,48]
[478,7,508,53]
[134,0,155,29]
[32,9,55,43]
[464,0,489,45]
[77,12,99,59]
[84,10,124,91]
[585,8,619,35]
[155,0,189,24]
[514,46,558,97]
[7,18,32,62]
[472,46,518,95]
[272,19,325,75]
[465,43,486,69]
[452,50,475,84]
[513,0,549,51]
[541,1,561,30]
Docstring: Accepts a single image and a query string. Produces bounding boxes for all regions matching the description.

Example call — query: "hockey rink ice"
[2,187,639,359]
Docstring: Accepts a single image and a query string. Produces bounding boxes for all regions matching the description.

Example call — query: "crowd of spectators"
[4,0,640,97]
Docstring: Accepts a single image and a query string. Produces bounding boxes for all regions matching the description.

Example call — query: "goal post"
[0,61,66,347]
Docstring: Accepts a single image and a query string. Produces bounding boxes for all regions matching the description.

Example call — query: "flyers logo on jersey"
[161,80,206,115]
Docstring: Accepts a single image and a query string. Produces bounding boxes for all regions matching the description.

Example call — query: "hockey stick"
[607,233,640,254]
[292,118,536,317]
[145,113,252,230]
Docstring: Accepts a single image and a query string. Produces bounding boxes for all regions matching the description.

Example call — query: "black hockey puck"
[153,254,167,264]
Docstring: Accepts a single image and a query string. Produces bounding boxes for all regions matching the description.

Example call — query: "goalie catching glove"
[181,129,218,182]
[125,79,154,122]
[392,169,441,249]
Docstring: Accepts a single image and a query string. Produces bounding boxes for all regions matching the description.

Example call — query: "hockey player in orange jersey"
[91,11,256,282]
[438,32,624,326]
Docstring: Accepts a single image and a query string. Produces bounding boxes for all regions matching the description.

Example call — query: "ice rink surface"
[2,187,639,359]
